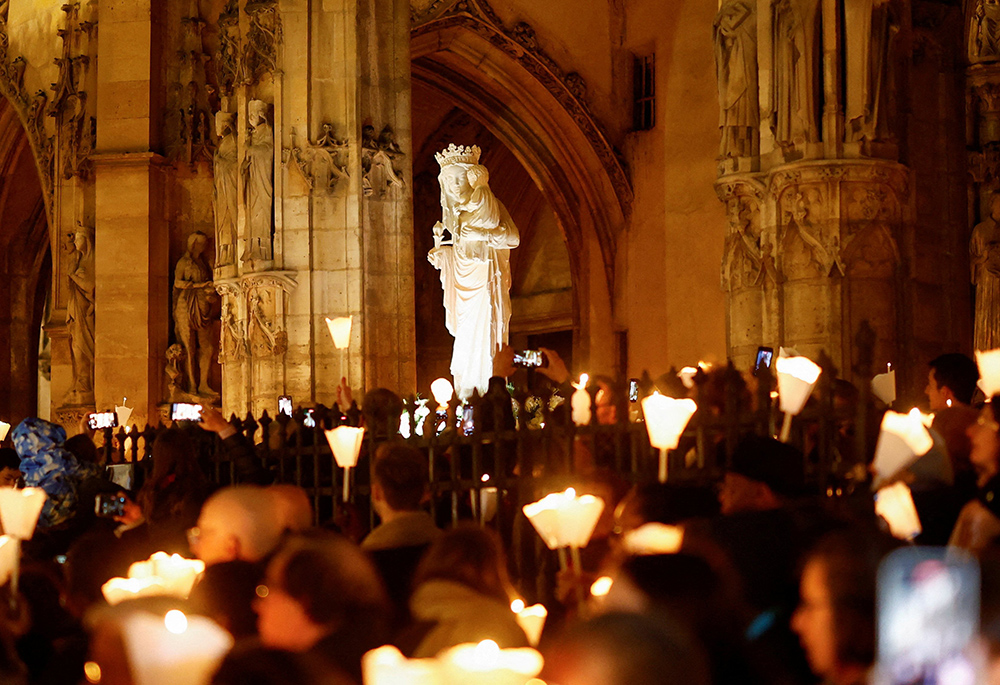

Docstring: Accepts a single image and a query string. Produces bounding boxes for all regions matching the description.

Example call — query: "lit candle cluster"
[101,551,205,606]
[363,640,544,685]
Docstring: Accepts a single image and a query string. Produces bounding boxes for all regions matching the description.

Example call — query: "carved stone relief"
[362,124,405,199]
[243,0,281,86]
[65,224,95,405]
[970,0,1000,63]
[771,0,821,150]
[172,231,220,399]
[215,272,295,363]
[50,2,96,182]
[215,1,241,97]
[714,1,758,160]
[243,99,274,267]
[166,1,215,168]
[284,123,349,193]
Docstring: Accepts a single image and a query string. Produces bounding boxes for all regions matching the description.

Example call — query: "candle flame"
[511,599,525,613]
[591,576,613,597]
[472,640,501,669]
[164,609,188,634]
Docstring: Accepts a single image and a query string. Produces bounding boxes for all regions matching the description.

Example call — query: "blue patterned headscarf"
[11,418,97,528]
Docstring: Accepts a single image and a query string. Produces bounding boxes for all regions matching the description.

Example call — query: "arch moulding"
[411,0,632,368]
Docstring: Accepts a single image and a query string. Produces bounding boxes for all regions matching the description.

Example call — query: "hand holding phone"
[753,346,774,377]
[171,403,204,422]
[95,493,127,518]
[513,350,548,369]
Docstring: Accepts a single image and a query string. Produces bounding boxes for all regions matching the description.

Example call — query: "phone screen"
[753,346,774,376]
[88,411,118,430]
[171,403,203,422]
[876,547,980,685]
[95,493,127,518]
[460,404,474,436]
[513,350,547,368]
[303,409,316,429]
[278,395,293,417]
[629,379,639,403]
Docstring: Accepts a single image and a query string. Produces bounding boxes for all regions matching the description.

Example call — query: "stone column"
[92,0,168,427]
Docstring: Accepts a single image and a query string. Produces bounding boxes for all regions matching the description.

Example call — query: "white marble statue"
[244,99,274,265]
[428,144,520,400]
[66,224,95,404]
[213,111,238,270]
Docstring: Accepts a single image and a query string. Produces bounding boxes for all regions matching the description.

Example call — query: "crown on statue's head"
[435,143,481,168]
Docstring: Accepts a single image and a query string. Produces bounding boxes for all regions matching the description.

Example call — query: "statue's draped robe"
[972,217,1000,351]
[430,179,519,400]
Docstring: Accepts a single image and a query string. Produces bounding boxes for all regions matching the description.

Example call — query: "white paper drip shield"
[324,426,365,468]
[872,409,934,487]
[871,369,897,405]
[775,355,822,415]
[977,349,1000,398]
[640,394,697,450]
[0,487,47,540]
[522,488,605,550]
[121,611,234,685]
[875,482,922,540]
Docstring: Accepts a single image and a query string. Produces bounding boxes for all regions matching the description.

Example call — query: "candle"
[875,482,922,540]
[324,426,365,501]
[871,409,934,489]
[363,645,441,685]
[128,552,206,598]
[0,487,47,540]
[510,600,547,646]
[775,354,822,441]
[571,374,591,426]
[590,576,613,597]
[640,393,697,482]
[0,537,17,586]
[120,610,234,685]
[871,365,897,406]
[115,398,133,428]
[522,488,605,552]
[677,367,698,389]
[977,349,1000,399]
[622,522,684,556]
[325,316,353,350]
[441,640,545,685]
[0,421,9,442]
[101,577,171,605]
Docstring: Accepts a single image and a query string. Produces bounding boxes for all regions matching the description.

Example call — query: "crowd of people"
[0,349,997,684]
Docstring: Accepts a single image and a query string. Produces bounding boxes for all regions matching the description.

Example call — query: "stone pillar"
[92,0,168,426]
[273,0,415,413]
[716,0,967,396]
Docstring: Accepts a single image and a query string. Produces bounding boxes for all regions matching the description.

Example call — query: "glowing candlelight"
[590,576,614,597]
[431,378,454,410]
[0,421,9,442]
[872,409,934,488]
[977,349,1000,399]
[101,577,170,605]
[325,316,353,350]
[121,610,234,685]
[571,374,591,426]
[678,367,698,389]
[442,640,544,685]
[875,482,922,540]
[622,522,684,556]
[324,425,365,501]
[0,487,47,540]
[128,552,205,599]
[510,601,547,646]
[775,354,822,441]
[640,393,697,482]
[115,397,133,428]
[0,537,18,586]
[362,645,440,685]
[522,488,605,552]
[871,366,896,406]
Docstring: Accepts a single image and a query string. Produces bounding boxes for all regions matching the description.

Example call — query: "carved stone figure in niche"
[213,112,238,270]
[721,198,762,290]
[243,100,274,265]
[173,231,218,397]
[772,0,820,148]
[362,124,405,198]
[65,224,95,405]
[165,343,186,403]
[971,0,1000,62]
[219,293,246,362]
[972,193,1000,350]
[714,2,758,159]
[849,0,898,142]
[247,288,286,357]
[781,190,829,278]
[427,144,520,400]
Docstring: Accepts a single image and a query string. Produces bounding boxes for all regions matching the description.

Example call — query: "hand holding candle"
[871,363,896,406]
[571,374,591,426]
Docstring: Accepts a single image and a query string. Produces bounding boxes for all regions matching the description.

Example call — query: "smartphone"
[278,395,293,417]
[87,411,119,430]
[95,493,127,518]
[170,402,203,422]
[303,408,316,429]
[629,378,639,403]
[513,349,547,369]
[461,404,474,437]
[875,547,981,685]
[753,346,774,377]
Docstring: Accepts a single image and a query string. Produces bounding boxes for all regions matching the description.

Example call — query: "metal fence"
[95,359,874,597]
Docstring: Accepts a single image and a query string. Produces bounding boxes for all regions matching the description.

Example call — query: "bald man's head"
[193,485,284,566]
[269,484,313,533]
